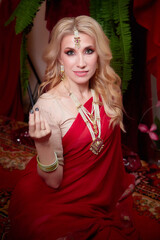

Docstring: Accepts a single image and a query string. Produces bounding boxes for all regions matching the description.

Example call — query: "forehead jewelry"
[74,27,81,49]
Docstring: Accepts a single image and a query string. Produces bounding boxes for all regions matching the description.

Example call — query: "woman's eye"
[65,50,74,56]
[85,49,94,54]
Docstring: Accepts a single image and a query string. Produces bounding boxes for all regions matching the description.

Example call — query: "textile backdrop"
[0,0,24,121]
[45,0,90,33]
[0,0,90,120]
[133,0,160,99]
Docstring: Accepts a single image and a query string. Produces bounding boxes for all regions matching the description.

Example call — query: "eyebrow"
[64,47,75,51]
[85,45,95,49]
[64,45,95,50]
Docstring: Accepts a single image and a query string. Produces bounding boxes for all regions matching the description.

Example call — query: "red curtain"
[0,0,24,121]
[133,0,160,99]
[45,0,90,32]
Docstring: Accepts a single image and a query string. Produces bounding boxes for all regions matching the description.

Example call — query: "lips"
[73,71,88,77]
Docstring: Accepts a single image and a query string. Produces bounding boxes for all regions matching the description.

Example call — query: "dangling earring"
[60,65,65,81]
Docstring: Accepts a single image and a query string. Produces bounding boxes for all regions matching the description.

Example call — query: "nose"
[77,53,86,68]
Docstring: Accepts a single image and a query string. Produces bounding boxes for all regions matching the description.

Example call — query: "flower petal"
[148,131,159,141]
[150,123,157,132]
[138,124,149,132]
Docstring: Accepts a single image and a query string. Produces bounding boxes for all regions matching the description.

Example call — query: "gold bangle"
[37,152,59,172]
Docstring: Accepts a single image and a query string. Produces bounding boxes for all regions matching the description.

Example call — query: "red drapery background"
[0,0,24,121]
[129,0,160,160]
[133,0,160,99]
[45,0,90,32]
[122,0,160,161]
[0,0,157,160]
[0,0,90,121]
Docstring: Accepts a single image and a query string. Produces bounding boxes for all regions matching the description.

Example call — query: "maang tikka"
[74,27,81,49]
[60,65,65,81]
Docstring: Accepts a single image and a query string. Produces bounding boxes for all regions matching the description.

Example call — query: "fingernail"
[35,108,39,111]
[30,109,34,114]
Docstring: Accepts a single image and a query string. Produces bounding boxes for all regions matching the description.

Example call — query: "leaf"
[5,0,45,93]
[90,0,133,93]
[5,0,44,34]
[20,34,30,93]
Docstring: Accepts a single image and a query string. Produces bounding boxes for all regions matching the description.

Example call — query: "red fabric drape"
[133,0,160,99]
[45,0,90,32]
[8,98,139,239]
[0,0,24,120]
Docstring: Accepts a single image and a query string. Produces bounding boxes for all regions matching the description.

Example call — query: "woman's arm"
[29,107,63,189]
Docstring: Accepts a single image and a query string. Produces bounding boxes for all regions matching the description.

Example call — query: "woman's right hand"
[29,108,51,141]
[29,108,63,188]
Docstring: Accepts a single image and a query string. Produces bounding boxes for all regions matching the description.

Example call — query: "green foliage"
[6,0,133,94]
[5,0,45,93]
[20,34,30,93]
[90,0,133,92]
[5,0,44,34]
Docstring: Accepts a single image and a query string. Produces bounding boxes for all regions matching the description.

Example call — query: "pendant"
[90,138,104,155]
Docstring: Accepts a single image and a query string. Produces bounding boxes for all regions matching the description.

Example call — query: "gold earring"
[60,65,65,81]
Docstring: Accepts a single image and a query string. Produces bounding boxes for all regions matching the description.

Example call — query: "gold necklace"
[64,84,104,155]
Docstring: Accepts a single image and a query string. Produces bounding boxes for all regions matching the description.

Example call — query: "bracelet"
[37,152,59,172]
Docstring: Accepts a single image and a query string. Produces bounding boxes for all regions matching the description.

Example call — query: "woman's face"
[59,33,98,86]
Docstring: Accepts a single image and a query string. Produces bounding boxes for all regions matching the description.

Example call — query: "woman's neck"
[62,79,92,104]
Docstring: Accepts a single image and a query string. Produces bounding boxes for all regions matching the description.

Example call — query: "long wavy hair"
[40,15,124,130]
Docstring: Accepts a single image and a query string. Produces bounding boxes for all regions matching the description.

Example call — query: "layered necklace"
[64,84,104,155]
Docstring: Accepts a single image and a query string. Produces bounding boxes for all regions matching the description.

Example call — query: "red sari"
[8,98,139,240]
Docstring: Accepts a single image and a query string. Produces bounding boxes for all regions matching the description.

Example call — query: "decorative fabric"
[8,98,139,239]
[0,115,36,170]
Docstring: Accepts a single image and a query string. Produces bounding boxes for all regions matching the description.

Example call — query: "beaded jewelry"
[64,84,104,155]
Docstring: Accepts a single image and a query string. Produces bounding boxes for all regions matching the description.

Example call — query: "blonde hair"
[40,15,124,130]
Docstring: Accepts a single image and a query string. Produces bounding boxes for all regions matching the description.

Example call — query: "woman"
[9,15,139,239]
